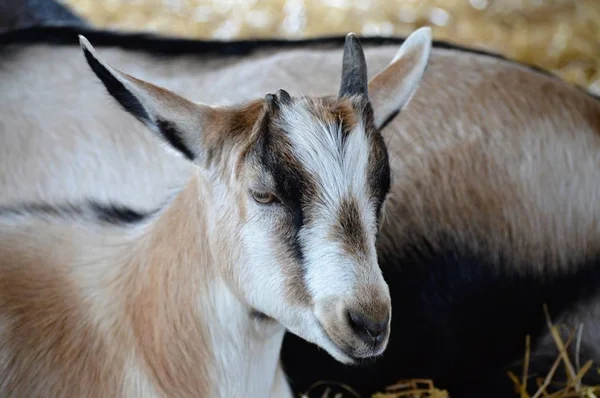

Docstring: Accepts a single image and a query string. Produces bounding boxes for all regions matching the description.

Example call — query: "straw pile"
[299,379,450,398]
[57,1,600,396]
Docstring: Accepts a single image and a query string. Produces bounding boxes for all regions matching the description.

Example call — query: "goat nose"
[347,310,389,345]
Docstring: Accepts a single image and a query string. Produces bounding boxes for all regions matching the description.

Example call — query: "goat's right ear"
[367,27,432,130]
[79,35,213,162]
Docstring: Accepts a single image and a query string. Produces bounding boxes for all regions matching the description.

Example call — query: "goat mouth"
[315,318,377,364]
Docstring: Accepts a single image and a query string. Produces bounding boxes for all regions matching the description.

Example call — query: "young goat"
[0,28,432,397]
[4,20,600,398]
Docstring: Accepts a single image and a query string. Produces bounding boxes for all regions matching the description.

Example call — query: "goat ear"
[79,35,212,162]
[367,27,432,130]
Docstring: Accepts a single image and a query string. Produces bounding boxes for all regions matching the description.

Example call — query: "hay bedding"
[294,310,600,398]
[58,0,600,396]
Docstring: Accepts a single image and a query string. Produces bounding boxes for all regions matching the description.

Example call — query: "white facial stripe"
[343,127,380,237]
[278,99,381,300]
[279,99,373,209]
[301,225,356,299]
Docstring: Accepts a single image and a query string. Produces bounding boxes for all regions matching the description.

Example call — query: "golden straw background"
[62,0,600,95]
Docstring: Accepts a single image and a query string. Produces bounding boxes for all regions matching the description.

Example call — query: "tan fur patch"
[353,282,391,326]
[126,176,215,398]
[301,96,359,141]
[379,51,600,273]
[329,196,369,261]
[205,99,266,168]
[0,237,125,397]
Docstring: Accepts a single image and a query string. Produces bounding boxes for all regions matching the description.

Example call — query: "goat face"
[78,28,432,364]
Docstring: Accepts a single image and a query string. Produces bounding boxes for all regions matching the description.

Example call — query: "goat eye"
[251,190,277,204]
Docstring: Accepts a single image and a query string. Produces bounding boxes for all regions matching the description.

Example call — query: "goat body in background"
[1,22,600,398]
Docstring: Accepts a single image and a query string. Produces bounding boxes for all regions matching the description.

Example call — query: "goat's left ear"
[367,27,432,130]
[79,35,214,162]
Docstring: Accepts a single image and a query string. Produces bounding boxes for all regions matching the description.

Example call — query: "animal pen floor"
[59,0,600,396]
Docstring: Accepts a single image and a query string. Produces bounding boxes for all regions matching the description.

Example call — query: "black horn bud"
[265,92,278,111]
[266,89,293,112]
[276,89,292,105]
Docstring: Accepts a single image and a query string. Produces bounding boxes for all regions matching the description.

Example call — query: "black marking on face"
[155,119,196,161]
[253,109,315,265]
[81,45,150,124]
[0,200,152,224]
[362,101,391,220]
[261,148,306,263]
[369,136,391,220]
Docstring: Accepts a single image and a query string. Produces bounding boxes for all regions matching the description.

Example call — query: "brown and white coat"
[2,14,600,398]
[0,23,433,397]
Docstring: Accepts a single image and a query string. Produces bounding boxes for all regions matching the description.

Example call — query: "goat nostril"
[347,310,389,344]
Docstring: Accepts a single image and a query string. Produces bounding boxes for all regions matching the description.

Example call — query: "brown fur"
[331,196,369,261]
[0,174,231,397]
[126,177,214,397]
[205,99,266,169]
[377,50,600,273]
[368,41,424,128]
[0,239,126,397]
[303,96,359,140]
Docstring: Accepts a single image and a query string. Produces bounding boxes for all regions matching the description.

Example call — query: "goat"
[0,25,432,397]
[2,23,600,398]
[280,32,600,398]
